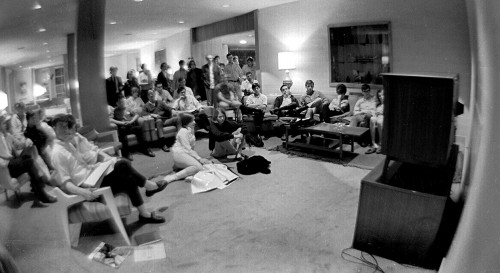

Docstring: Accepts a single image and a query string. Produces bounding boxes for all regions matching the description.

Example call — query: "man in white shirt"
[153,82,174,104]
[241,83,267,133]
[172,87,210,130]
[174,77,194,99]
[241,57,256,80]
[350,84,376,127]
[240,72,259,96]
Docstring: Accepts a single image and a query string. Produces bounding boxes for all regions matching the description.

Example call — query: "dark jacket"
[186,68,206,99]
[157,71,173,94]
[122,79,140,98]
[208,120,246,150]
[273,94,299,109]
[105,76,123,106]
[201,63,222,90]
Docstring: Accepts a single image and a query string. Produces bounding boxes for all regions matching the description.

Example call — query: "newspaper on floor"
[133,242,166,262]
[191,164,239,194]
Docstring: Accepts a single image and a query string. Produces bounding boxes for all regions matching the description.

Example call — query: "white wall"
[257,0,471,142]
[104,51,140,79]
[192,36,230,68]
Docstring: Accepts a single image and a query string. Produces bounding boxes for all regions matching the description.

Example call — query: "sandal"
[365,147,377,154]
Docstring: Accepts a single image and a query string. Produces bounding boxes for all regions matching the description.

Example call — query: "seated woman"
[162,113,212,183]
[209,108,246,160]
[50,114,167,223]
[125,86,144,115]
[270,84,300,117]
[322,84,349,122]
[216,82,242,119]
[0,115,57,206]
[366,89,384,154]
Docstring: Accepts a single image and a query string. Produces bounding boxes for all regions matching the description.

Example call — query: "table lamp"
[278,52,296,88]
[0,91,8,111]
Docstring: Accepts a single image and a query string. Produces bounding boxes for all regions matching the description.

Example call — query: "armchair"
[50,187,132,247]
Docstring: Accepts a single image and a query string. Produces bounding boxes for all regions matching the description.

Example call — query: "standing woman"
[122,69,140,98]
[163,113,212,183]
[208,108,246,160]
[366,89,384,154]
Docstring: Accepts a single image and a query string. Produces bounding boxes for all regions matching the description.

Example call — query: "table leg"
[284,125,289,149]
[351,136,354,152]
[339,134,343,159]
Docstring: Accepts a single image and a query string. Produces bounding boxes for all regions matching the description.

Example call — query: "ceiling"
[0,0,295,70]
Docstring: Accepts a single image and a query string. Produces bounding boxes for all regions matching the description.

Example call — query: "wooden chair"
[50,187,132,247]
[0,165,30,202]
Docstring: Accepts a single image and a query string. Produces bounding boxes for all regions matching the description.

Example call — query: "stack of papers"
[191,164,239,194]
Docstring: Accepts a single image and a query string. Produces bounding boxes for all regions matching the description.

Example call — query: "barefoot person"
[51,114,167,223]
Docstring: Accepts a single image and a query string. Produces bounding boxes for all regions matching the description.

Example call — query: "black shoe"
[38,189,57,203]
[161,145,170,152]
[145,181,168,197]
[31,199,49,208]
[138,211,165,224]
[144,149,156,157]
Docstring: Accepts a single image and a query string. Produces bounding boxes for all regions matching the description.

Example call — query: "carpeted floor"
[0,135,436,273]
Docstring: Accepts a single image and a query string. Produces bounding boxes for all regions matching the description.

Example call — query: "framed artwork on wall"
[328,22,391,90]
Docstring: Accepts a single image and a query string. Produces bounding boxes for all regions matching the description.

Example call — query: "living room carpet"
[267,143,385,170]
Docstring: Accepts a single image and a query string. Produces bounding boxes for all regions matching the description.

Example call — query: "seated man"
[50,114,167,223]
[1,115,57,207]
[322,83,350,122]
[240,71,258,95]
[216,82,242,118]
[296,80,329,120]
[349,84,376,127]
[142,90,177,152]
[110,96,155,161]
[172,87,210,130]
[270,84,300,117]
[153,82,174,104]
[174,78,194,99]
[241,83,266,131]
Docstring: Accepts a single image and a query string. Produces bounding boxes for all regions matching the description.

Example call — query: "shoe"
[376,147,382,154]
[162,145,170,152]
[138,211,165,224]
[124,154,133,161]
[38,189,57,203]
[145,181,169,197]
[365,147,377,154]
[144,149,156,157]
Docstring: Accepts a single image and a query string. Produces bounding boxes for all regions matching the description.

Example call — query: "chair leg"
[101,189,131,246]
[69,223,82,248]
[14,191,22,203]
[4,190,9,201]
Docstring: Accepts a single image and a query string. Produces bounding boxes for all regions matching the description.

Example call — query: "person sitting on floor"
[270,84,300,117]
[366,89,384,154]
[322,84,350,122]
[0,115,57,207]
[50,114,167,223]
[161,113,213,184]
[349,84,376,127]
[110,96,156,160]
[209,108,246,160]
[296,80,329,120]
[172,87,210,131]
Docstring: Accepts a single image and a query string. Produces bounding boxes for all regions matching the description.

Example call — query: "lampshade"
[33,84,47,98]
[278,52,296,70]
[0,91,8,110]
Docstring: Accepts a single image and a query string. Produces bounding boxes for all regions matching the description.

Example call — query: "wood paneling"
[192,12,255,43]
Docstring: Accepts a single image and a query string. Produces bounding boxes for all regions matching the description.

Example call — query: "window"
[328,22,391,89]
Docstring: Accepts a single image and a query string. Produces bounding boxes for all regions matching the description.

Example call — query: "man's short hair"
[179,60,185,65]
[252,83,260,90]
[109,66,118,72]
[280,84,288,92]
[361,84,371,91]
[305,80,314,86]
[155,81,163,87]
[52,114,76,129]
[160,62,167,69]
[246,57,254,62]
[336,84,347,94]
[246,71,252,76]
[178,77,185,83]
[226,53,232,59]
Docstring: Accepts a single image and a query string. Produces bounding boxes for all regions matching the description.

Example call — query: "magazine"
[88,242,131,268]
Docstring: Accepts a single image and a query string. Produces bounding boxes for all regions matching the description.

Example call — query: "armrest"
[96,130,119,143]
[50,186,114,206]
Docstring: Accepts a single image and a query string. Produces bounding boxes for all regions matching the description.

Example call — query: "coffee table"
[284,122,369,159]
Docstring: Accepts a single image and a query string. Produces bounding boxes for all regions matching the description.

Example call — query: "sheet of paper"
[134,242,166,262]
[81,160,114,187]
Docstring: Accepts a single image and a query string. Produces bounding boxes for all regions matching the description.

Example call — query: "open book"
[79,159,115,188]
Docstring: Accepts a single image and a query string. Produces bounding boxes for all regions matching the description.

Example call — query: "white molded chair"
[50,187,132,247]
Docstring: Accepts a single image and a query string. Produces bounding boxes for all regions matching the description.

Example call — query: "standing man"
[223,53,244,101]
[105,66,123,106]
[157,62,173,96]
[139,64,153,103]
[201,55,222,106]
[173,60,187,92]
[186,60,206,101]
[242,57,256,81]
